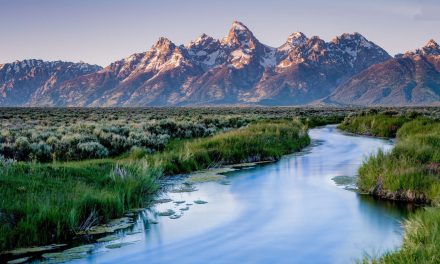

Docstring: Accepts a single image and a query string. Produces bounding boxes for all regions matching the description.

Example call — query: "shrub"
[77,142,109,159]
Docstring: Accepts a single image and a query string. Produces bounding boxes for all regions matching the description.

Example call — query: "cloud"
[413,6,440,21]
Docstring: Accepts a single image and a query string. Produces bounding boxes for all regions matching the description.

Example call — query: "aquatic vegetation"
[96,235,119,243]
[332,176,356,188]
[194,200,208,204]
[157,209,175,217]
[152,198,173,204]
[169,214,182,219]
[105,242,134,249]
[169,185,198,193]
[2,244,67,256]
[62,245,94,254]
[6,256,30,264]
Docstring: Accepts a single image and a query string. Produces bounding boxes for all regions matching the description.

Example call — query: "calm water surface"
[70,125,412,264]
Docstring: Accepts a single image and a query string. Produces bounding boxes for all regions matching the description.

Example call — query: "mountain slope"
[327,40,440,106]
[241,32,391,105]
[0,60,101,106]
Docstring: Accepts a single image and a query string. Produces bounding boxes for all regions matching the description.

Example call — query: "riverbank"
[338,113,440,263]
[59,125,407,264]
[0,119,310,254]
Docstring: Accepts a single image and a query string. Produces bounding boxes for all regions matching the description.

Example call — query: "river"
[68,125,412,264]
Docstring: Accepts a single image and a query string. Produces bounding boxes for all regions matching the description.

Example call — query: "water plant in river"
[194,200,208,204]
[157,209,175,217]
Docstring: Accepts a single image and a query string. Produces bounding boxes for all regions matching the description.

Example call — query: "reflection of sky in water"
[71,125,408,264]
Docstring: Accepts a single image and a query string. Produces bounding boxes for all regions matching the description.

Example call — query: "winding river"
[68,125,413,264]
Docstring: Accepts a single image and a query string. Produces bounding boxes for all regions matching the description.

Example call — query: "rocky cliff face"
[4,21,437,106]
[327,39,440,106]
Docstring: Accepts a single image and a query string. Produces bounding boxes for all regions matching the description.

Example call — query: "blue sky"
[1,0,439,66]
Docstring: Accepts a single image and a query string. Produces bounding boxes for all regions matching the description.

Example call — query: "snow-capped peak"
[230,21,249,32]
[403,39,440,57]
[331,32,372,48]
[279,32,308,51]
[221,21,256,48]
[425,39,439,50]
[152,37,175,51]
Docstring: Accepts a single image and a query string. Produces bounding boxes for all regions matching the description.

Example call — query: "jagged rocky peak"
[187,33,220,54]
[419,39,440,56]
[287,32,308,46]
[189,33,215,46]
[186,34,221,68]
[331,32,376,50]
[279,32,308,51]
[0,59,101,76]
[151,37,176,53]
[221,21,258,48]
[398,39,440,58]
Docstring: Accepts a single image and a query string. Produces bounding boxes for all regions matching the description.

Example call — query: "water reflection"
[69,125,412,264]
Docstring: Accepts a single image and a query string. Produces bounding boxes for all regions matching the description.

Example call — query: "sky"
[1,0,439,66]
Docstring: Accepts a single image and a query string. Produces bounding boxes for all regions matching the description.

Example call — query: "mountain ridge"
[327,39,440,106]
[1,21,438,106]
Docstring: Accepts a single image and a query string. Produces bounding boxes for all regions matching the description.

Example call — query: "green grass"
[357,118,440,205]
[374,208,440,264]
[340,114,440,263]
[338,114,409,138]
[0,159,159,251]
[147,120,310,175]
[0,119,310,252]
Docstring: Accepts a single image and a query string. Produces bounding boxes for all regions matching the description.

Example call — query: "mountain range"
[1,21,439,106]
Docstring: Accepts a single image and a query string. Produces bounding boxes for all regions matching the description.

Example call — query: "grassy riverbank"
[339,114,440,263]
[150,120,310,175]
[0,119,309,252]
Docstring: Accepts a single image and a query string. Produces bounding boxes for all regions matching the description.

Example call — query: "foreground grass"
[0,119,310,252]
[374,208,440,264]
[0,160,159,251]
[340,114,440,263]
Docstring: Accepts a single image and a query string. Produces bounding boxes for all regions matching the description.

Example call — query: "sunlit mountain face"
[1,21,439,106]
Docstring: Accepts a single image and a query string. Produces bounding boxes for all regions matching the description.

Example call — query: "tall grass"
[357,118,440,205]
[147,120,310,175]
[338,114,409,138]
[342,115,440,263]
[367,208,440,264]
[0,119,310,251]
[0,160,159,251]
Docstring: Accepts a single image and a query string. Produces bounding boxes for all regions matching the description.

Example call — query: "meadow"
[1,106,440,256]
